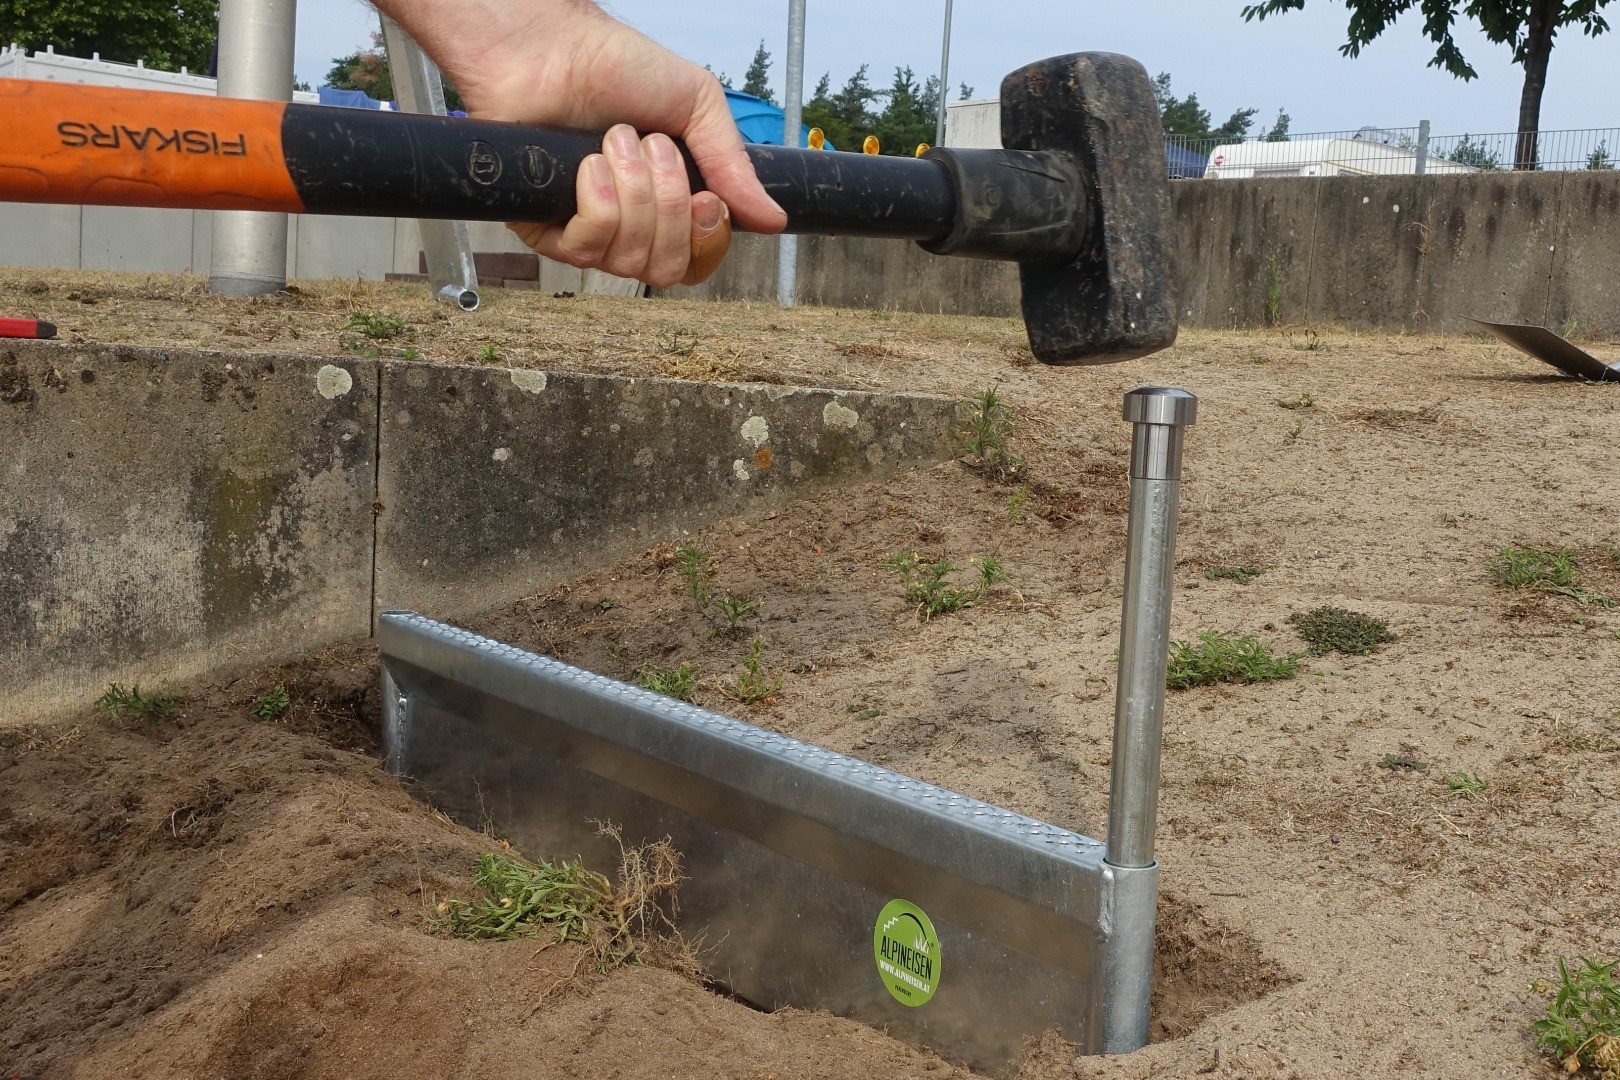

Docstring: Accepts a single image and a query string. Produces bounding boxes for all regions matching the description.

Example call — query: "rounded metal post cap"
[1122,387,1197,426]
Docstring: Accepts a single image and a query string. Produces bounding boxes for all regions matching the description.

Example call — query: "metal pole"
[208,0,295,296]
[935,0,954,147]
[1107,387,1197,868]
[380,14,481,311]
[777,0,806,308]
[1415,118,1431,176]
[1099,386,1194,1054]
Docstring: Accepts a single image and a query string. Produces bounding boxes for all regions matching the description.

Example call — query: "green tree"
[1152,72,1263,142]
[803,65,879,152]
[1265,109,1292,141]
[1585,142,1613,168]
[872,66,938,155]
[0,0,218,72]
[741,39,775,103]
[1240,0,1616,169]
[326,31,464,111]
[958,81,975,100]
[703,64,733,89]
[1448,133,1503,170]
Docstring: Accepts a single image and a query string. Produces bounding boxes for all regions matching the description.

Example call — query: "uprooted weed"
[429,823,694,977]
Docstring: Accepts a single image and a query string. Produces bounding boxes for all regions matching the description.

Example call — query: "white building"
[1202,130,1475,178]
[0,43,320,102]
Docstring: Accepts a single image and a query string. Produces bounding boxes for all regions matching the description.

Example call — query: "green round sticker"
[873,899,941,1006]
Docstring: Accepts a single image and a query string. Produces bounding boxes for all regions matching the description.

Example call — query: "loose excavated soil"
[2,271,1617,1079]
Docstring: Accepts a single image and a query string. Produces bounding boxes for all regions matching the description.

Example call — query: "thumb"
[682,195,732,286]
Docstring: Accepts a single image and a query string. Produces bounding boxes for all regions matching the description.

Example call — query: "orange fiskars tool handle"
[0,78,304,212]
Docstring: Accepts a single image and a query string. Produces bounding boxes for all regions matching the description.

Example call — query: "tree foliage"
[1240,0,1615,167]
[1448,133,1503,169]
[799,65,945,156]
[1152,72,1266,142]
[326,31,464,111]
[803,66,878,153]
[741,39,775,103]
[1,0,218,72]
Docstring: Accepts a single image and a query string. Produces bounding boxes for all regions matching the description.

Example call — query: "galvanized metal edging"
[379,611,1148,1074]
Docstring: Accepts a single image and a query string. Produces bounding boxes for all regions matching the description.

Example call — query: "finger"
[597,123,658,278]
[682,195,731,286]
[519,153,621,270]
[641,133,694,287]
[679,85,787,235]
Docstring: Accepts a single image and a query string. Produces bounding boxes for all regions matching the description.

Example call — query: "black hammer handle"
[1,79,1088,265]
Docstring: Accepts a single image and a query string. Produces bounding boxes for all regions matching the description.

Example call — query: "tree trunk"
[1514,0,1559,170]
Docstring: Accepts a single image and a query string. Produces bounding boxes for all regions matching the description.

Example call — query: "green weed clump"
[430,829,687,973]
[1532,956,1620,1080]
[432,851,611,944]
[1443,771,1489,798]
[95,683,182,724]
[724,637,781,705]
[1165,631,1303,690]
[635,662,698,703]
[714,594,760,632]
[250,685,290,720]
[673,544,714,612]
[1287,606,1397,656]
[344,311,406,339]
[1487,546,1616,607]
[882,552,1007,618]
[961,387,1025,482]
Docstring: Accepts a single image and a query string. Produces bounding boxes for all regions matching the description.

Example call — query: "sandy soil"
[2,272,1617,1079]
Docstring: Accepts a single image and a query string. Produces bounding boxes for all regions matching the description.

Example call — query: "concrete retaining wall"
[0,341,962,725]
[672,171,1620,339]
[9,171,1615,336]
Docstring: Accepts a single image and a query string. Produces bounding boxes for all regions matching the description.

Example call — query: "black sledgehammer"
[0,52,1176,364]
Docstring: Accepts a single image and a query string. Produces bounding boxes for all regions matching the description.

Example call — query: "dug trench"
[0,459,1286,1079]
[5,274,1618,1078]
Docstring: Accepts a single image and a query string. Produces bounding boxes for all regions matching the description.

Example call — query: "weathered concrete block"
[662,231,779,304]
[1305,176,1432,330]
[0,342,377,724]
[373,363,962,621]
[81,206,197,273]
[0,201,82,270]
[797,235,1020,318]
[1415,172,1563,334]
[1545,173,1620,339]
[292,214,397,281]
[1175,179,1319,329]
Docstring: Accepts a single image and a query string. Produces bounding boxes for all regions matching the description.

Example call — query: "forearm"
[370,0,613,117]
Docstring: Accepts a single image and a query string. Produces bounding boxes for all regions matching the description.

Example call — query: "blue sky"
[294,1,1616,138]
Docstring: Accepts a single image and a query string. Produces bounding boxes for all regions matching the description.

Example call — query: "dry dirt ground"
[2,271,1618,1079]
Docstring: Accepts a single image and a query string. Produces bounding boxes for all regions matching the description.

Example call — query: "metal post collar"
[1124,387,1197,481]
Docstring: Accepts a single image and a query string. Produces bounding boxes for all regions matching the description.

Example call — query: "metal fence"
[1166,124,1619,179]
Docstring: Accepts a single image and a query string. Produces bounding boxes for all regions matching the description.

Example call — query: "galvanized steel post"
[208,0,296,296]
[1101,387,1196,1052]
[381,14,481,311]
[776,0,806,308]
[935,0,955,147]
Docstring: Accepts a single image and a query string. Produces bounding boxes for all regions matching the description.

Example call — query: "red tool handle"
[0,317,56,339]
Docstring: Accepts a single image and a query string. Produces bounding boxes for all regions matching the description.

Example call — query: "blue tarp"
[724,88,824,149]
[1165,141,1208,179]
[317,86,388,110]
[317,83,811,143]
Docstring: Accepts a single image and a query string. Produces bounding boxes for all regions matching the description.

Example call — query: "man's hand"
[374,0,786,286]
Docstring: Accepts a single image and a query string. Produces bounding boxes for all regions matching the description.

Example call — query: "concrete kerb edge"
[0,340,963,725]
